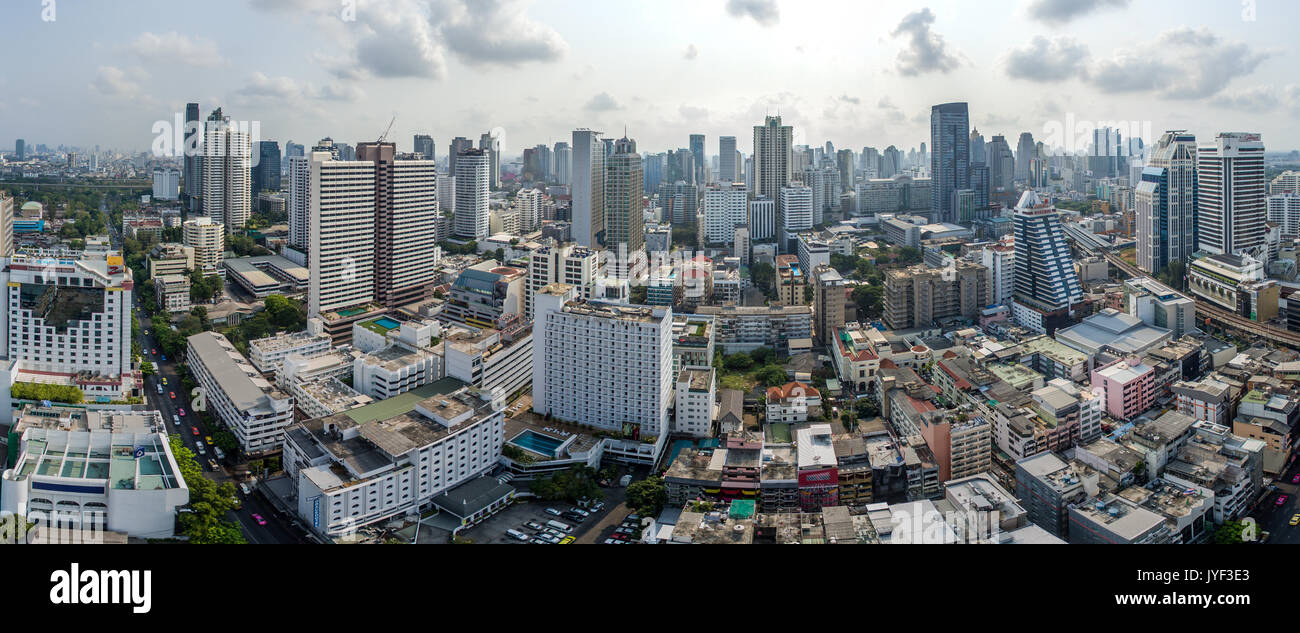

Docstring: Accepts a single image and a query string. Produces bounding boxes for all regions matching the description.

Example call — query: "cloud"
[90,66,144,99]
[1005,36,1090,82]
[128,32,226,67]
[585,92,622,112]
[1089,27,1273,99]
[1210,84,1300,113]
[890,8,960,76]
[435,0,569,67]
[726,0,779,26]
[231,72,363,105]
[679,105,709,120]
[684,44,699,60]
[1026,0,1129,24]
[839,94,861,105]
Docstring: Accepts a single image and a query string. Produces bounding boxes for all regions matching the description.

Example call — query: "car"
[611,533,629,541]
[1277,494,1290,506]
[592,502,606,512]
[157,385,163,394]
[627,513,640,522]
[144,330,150,336]
[543,527,564,538]
[569,507,590,517]
[169,391,175,399]
[179,408,186,416]
[530,537,548,544]
[561,511,584,522]
[151,348,157,356]
[558,536,575,545]
[161,377,167,385]
[544,507,562,516]
[205,436,213,445]
[251,513,267,526]
[1292,474,1300,484]
[161,355,166,362]
[1291,514,1300,526]
[524,521,543,531]
[603,538,620,544]
[208,459,219,470]
[506,529,530,541]
[240,482,253,495]
[191,427,200,436]
[540,534,560,544]
[172,414,180,425]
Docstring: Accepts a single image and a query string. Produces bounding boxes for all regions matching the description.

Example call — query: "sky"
[2,0,1298,159]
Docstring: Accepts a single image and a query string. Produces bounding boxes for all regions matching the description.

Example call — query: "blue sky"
[2,0,1298,158]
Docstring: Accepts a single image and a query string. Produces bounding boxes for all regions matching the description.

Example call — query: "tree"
[1213,520,1249,544]
[749,347,775,366]
[852,285,885,320]
[751,262,775,293]
[140,360,156,376]
[625,477,667,517]
[723,353,754,372]
[754,365,788,387]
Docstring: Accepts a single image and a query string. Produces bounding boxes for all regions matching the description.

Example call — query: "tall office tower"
[690,134,706,184]
[1197,133,1266,256]
[448,137,473,174]
[152,168,180,201]
[516,188,543,233]
[1135,131,1197,274]
[553,141,572,186]
[749,197,776,241]
[604,136,644,279]
[0,192,13,257]
[571,129,605,247]
[1015,132,1036,182]
[182,103,200,209]
[659,181,699,225]
[1269,194,1300,236]
[283,140,303,175]
[437,174,456,212]
[336,143,355,161]
[718,136,738,183]
[970,128,985,163]
[183,216,226,272]
[526,243,602,317]
[531,283,673,440]
[358,141,440,308]
[930,102,971,224]
[313,137,340,159]
[703,182,749,244]
[779,185,813,249]
[753,115,794,213]
[201,108,251,234]
[480,131,501,189]
[970,163,990,208]
[1011,191,1083,334]
[862,146,881,178]
[881,146,901,178]
[803,167,826,225]
[836,149,855,194]
[1091,127,1120,178]
[812,264,846,347]
[453,148,490,241]
[14,139,25,161]
[981,243,1015,306]
[987,135,1015,197]
[287,155,311,252]
[307,150,376,318]
[413,134,435,161]
[252,140,281,195]
[643,152,666,194]
[665,149,694,185]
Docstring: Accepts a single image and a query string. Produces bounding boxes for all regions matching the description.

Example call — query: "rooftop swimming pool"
[509,430,564,458]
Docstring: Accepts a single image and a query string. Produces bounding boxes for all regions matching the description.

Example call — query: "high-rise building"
[526,243,602,318]
[1268,194,1300,236]
[252,140,281,195]
[152,168,180,201]
[182,103,200,210]
[812,265,845,347]
[201,108,251,234]
[532,283,673,445]
[690,134,706,184]
[604,136,644,279]
[453,148,490,241]
[986,135,1015,204]
[553,141,572,186]
[183,216,226,272]
[836,149,854,195]
[0,193,12,257]
[571,129,605,248]
[1015,132,1036,182]
[969,128,985,164]
[288,155,312,254]
[358,141,440,308]
[779,185,813,249]
[448,137,473,175]
[881,145,902,179]
[702,182,749,245]
[516,187,542,234]
[718,136,738,183]
[1197,133,1266,257]
[1012,191,1083,334]
[1136,130,1197,274]
[749,196,776,241]
[308,150,376,317]
[413,134,435,161]
[480,131,501,189]
[981,243,1015,306]
[753,116,793,213]
[14,139,25,161]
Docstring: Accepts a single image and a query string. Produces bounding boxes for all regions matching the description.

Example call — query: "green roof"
[729,499,756,519]
[766,423,791,444]
[344,377,466,424]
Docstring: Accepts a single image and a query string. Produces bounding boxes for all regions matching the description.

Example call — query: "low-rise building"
[155,274,191,314]
[674,368,716,438]
[187,331,295,456]
[1091,357,1156,421]
[249,320,332,374]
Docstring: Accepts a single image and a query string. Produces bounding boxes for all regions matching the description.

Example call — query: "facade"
[604,136,644,277]
[453,148,490,240]
[358,142,441,309]
[695,304,813,354]
[748,197,776,241]
[929,102,970,224]
[883,261,990,330]
[1012,191,1082,334]
[753,116,793,217]
[980,243,1015,306]
[571,129,605,248]
[1196,132,1266,256]
[779,186,813,247]
[703,182,749,245]
[306,150,378,320]
[1188,253,1277,322]
[201,109,252,233]
[1014,452,1091,539]
[444,262,526,329]
[182,216,226,272]
[1091,357,1156,422]
[1124,277,1196,339]
[525,242,601,319]
[249,324,331,374]
[674,367,716,438]
[155,274,191,314]
[1136,131,1196,274]
[812,265,845,347]
[152,167,180,200]
[1268,193,1300,236]
[774,255,805,307]
[443,322,533,401]
[187,331,295,456]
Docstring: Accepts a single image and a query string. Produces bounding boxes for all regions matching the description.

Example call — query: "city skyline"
[3,0,1300,157]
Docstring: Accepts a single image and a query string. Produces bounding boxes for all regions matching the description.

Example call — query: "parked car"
[569,507,590,517]
[544,507,562,517]
[524,521,543,531]
[603,538,620,544]
[1292,474,1300,484]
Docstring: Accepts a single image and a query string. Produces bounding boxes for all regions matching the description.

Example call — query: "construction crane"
[377,115,396,144]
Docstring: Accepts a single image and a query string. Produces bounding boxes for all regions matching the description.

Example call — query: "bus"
[545,519,572,533]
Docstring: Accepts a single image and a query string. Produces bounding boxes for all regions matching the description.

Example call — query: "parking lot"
[461,488,623,544]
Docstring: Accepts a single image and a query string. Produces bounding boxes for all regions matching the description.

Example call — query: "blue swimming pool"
[509,430,564,457]
[374,317,401,330]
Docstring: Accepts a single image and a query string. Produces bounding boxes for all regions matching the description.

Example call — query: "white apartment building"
[516,188,543,234]
[353,344,441,400]
[703,183,748,245]
[437,174,456,212]
[532,283,673,440]
[183,216,226,272]
[186,331,295,456]
[981,243,1015,306]
[453,148,490,240]
[444,325,533,400]
[152,167,180,200]
[1268,193,1300,236]
[282,383,505,538]
[780,186,814,246]
[201,113,252,233]
[525,242,601,319]
[674,367,716,438]
[1197,132,1266,256]
[288,154,311,253]
[1,250,135,405]
[249,319,332,374]
[155,274,191,314]
[146,243,195,279]
[0,406,188,538]
[308,150,376,317]
[749,197,776,241]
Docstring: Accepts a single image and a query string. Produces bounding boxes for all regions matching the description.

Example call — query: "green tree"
[1213,520,1249,544]
[625,477,667,517]
[723,353,754,372]
[750,262,775,293]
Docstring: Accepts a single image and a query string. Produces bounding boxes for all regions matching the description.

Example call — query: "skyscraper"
[14,139,25,161]
[780,185,813,248]
[703,182,748,244]
[1012,191,1083,334]
[836,149,854,195]
[358,141,440,308]
[571,129,605,248]
[987,135,1015,203]
[308,150,376,318]
[448,137,473,175]
[1136,131,1196,274]
[604,136,644,279]
[288,154,310,254]
[718,136,738,183]
[690,134,706,184]
[881,146,901,179]
[182,103,201,212]
[480,131,501,189]
[754,115,793,226]
[252,140,281,195]
[413,134,435,161]
[969,128,985,164]
[1197,133,1266,257]
[553,141,572,186]
[1015,132,1036,182]
[930,102,970,224]
[453,148,490,241]
[201,108,251,234]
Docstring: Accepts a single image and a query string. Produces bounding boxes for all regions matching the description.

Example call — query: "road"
[1255,456,1300,544]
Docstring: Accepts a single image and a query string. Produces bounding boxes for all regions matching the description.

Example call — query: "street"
[1254,457,1300,544]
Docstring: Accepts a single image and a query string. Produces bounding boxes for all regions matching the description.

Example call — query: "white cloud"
[1005,36,1090,82]
[128,32,226,67]
[1090,27,1273,99]
[585,92,622,112]
[684,44,699,61]
[890,8,961,77]
[90,66,144,99]
[726,0,779,26]
[1026,0,1129,24]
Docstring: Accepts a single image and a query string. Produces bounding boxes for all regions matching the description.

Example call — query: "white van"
[195,443,206,455]
[506,529,530,541]
[173,414,180,425]
[545,519,572,533]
